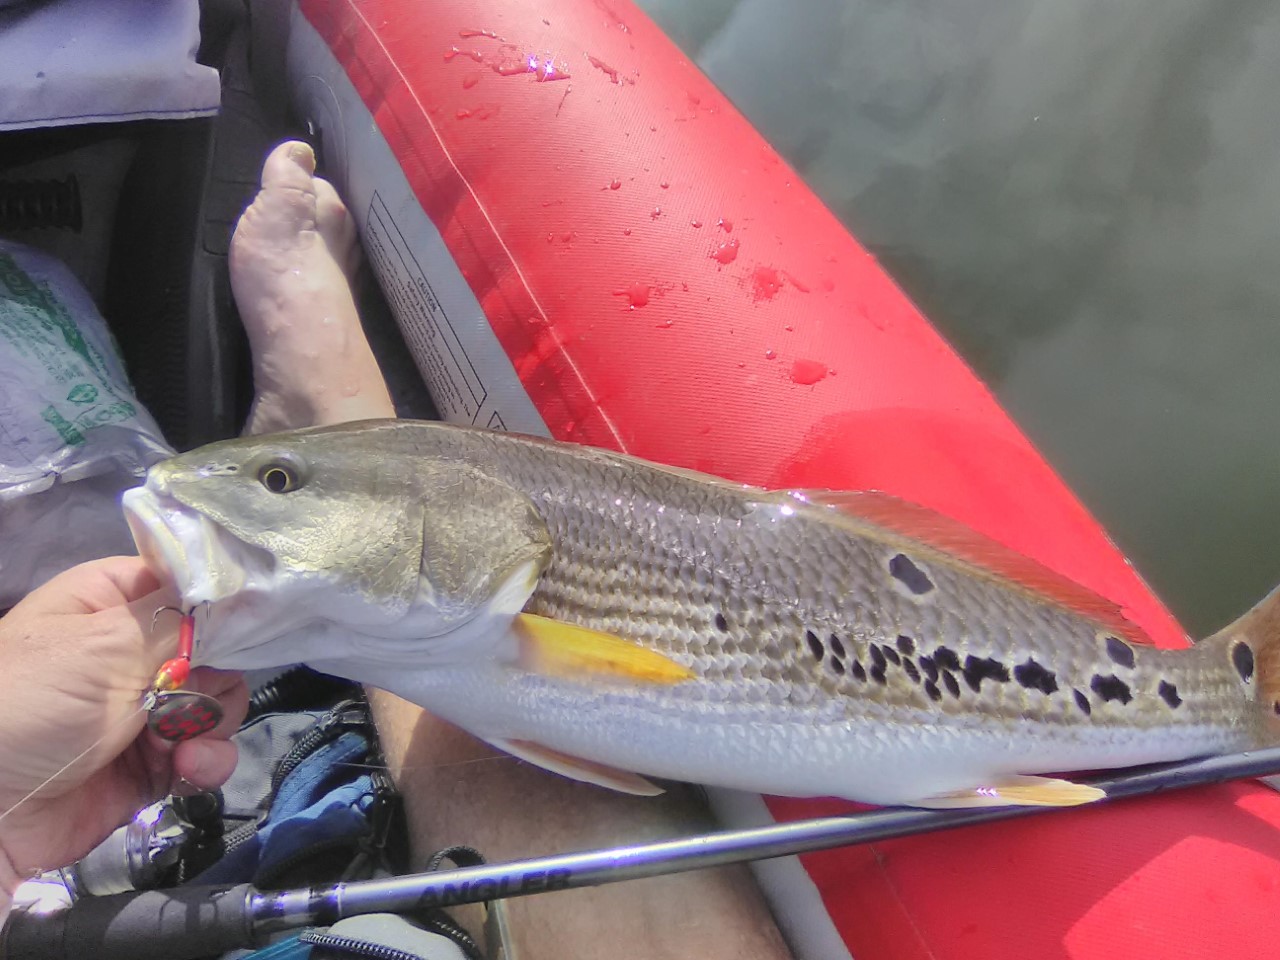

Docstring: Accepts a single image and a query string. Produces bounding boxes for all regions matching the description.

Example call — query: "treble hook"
[150,605,187,633]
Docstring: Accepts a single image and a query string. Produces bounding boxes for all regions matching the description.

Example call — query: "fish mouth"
[122,483,267,605]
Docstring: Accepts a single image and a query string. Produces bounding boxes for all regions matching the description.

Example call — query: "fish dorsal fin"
[515,613,697,684]
[789,489,1154,646]
[487,737,665,796]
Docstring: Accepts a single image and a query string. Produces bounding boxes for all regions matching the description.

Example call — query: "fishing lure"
[146,608,222,743]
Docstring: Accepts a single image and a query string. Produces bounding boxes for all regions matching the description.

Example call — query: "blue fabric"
[197,731,376,884]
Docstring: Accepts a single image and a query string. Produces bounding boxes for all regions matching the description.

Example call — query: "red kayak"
[286,1,1280,956]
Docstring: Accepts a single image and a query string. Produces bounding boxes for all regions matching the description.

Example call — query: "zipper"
[271,699,371,793]
[299,930,431,960]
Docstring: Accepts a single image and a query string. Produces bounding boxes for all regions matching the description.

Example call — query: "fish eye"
[259,463,301,494]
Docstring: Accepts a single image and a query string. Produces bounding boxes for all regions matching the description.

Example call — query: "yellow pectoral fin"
[489,737,665,796]
[915,775,1107,809]
[514,613,696,685]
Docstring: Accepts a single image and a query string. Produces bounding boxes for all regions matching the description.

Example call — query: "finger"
[86,556,165,606]
[172,738,239,791]
[21,556,164,615]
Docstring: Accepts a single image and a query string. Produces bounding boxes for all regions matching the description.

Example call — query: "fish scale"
[123,420,1280,806]
[434,425,1267,744]
[520,456,1164,727]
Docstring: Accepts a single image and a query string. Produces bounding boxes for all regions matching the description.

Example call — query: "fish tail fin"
[1203,583,1280,719]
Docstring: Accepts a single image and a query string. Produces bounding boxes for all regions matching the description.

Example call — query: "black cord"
[414,846,489,960]
[245,666,358,721]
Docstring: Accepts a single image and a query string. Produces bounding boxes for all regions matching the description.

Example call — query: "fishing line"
[0,700,150,827]
[333,755,521,774]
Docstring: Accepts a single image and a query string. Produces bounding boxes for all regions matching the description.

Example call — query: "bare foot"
[230,140,393,434]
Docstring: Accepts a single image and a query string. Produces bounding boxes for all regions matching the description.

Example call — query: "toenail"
[289,142,315,166]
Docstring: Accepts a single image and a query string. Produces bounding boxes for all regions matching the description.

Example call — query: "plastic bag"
[0,238,173,608]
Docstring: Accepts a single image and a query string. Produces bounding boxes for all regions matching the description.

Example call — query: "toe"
[264,140,317,187]
[231,142,321,258]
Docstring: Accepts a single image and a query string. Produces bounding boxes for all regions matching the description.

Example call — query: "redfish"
[122,420,1280,808]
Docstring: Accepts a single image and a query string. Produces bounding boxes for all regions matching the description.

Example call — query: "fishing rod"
[6,744,1280,960]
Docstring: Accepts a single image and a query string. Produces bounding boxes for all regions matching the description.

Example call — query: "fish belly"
[343,657,1240,805]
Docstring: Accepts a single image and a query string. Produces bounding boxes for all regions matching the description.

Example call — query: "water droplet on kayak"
[690,219,702,228]
[613,283,652,309]
[752,266,783,301]
[717,218,733,233]
[609,178,622,190]
[659,180,669,189]
[710,238,739,265]
[789,359,828,385]
[445,47,485,63]
[650,207,662,219]
[586,54,632,85]
[459,28,503,40]
[764,348,777,360]
[622,227,632,236]
[462,73,481,89]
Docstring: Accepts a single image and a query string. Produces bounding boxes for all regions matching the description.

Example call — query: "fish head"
[121,424,551,669]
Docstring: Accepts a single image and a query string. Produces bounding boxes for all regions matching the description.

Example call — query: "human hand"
[0,557,247,896]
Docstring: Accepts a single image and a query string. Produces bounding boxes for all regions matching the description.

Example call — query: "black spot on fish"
[806,631,824,662]
[897,635,916,655]
[870,664,887,685]
[1074,689,1092,716]
[829,635,846,660]
[881,645,902,666]
[1091,674,1133,705]
[1105,636,1135,670]
[1232,642,1255,682]
[715,612,729,632]
[962,656,1010,693]
[919,656,939,683]
[933,647,961,672]
[889,554,935,595]
[902,659,921,683]
[943,672,961,698]
[1158,680,1182,709]
[1273,701,1280,716]
[1013,658,1059,696]
[851,661,867,682]
[924,680,942,702]
[869,646,887,672]
[831,658,846,676]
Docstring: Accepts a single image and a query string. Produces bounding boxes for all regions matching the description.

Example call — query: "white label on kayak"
[287,8,549,438]
[706,789,856,960]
